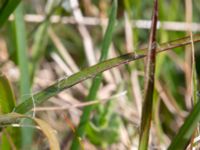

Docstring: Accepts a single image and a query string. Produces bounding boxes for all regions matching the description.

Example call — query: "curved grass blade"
[139,0,158,149]
[0,113,60,150]
[70,0,118,149]
[14,54,144,114]
[13,34,200,114]
[0,0,21,28]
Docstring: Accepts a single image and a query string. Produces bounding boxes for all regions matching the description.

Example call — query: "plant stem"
[70,0,118,149]
[139,0,158,149]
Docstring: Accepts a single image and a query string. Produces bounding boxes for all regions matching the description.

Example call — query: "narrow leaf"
[34,118,60,150]
[168,99,200,149]
[0,73,15,114]
[30,22,49,82]
[0,0,21,28]
[0,113,60,150]
[13,34,200,114]
[12,3,30,102]
[0,74,19,150]
[12,3,32,148]
[139,0,158,149]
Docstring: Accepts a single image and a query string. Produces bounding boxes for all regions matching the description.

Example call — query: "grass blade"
[14,53,143,114]
[0,0,21,28]
[0,113,60,150]
[30,22,49,82]
[13,34,200,114]
[0,73,15,114]
[12,3,32,149]
[168,99,200,149]
[0,74,18,150]
[12,3,30,102]
[70,0,118,149]
[168,0,199,149]
[139,0,158,149]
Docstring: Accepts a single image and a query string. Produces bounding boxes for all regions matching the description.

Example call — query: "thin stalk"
[12,3,32,149]
[30,21,49,82]
[139,0,158,149]
[12,4,30,102]
[70,1,118,149]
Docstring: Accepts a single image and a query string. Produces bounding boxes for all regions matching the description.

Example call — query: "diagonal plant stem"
[139,0,158,149]
[13,33,200,114]
[70,0,118,149]
[168,98,200,149]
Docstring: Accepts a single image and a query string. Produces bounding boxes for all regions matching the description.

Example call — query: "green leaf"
[13,34,200,114]
[168,100,200,149]
[0,0,21,28]
[12,3,32,148]
[0,113,60,150]
[30,21,49,83]
[12,3,30,102]
[0,73,15,114]
[0,74,19,150]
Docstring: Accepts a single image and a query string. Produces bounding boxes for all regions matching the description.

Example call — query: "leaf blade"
[139,0,158,149]
[0,0,21,28]
[0,113,60,150]
[0,74,15,114]
[13,34,200,114]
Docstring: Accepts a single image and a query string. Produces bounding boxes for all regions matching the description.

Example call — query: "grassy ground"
[0,0,200,149]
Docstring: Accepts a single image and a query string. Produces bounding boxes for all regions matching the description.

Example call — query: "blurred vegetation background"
[0,0,200,149]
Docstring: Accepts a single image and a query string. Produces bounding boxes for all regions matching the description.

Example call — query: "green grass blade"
[0,0,21,28]
[13,34,200,114]
[70,0,117,149]
[0,73,15,114]
[168,99,200,149]
[139,0,158,149]
[29,0,60,83]
[0,73,19,150]
[12,3,32,149]
[0,74,15,150]
[0,113,60,150]
[14,53,144,114]
[30,22,49,83]
[12,3,30,102]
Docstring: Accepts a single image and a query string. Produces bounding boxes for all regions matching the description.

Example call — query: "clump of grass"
[1,0,200,149]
